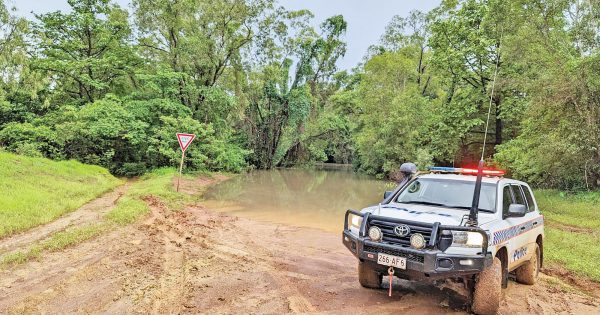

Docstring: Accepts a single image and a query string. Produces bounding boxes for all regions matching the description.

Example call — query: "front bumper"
[342,210,492,281]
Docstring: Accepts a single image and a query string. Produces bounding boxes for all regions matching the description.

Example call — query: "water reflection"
[202,168,390,233]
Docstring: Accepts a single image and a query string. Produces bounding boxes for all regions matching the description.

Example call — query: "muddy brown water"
[202,167,391,233]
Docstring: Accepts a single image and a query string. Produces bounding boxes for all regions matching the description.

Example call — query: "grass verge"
[0,152,122,238]
[105,168,200,225]
[1,224,107,267]
[2,167,220,268]
[535,189,600,282]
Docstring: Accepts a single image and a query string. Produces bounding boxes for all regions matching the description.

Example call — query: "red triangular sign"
[176,133,196,152]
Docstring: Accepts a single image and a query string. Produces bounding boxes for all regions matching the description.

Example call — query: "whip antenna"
[467,29,502,227]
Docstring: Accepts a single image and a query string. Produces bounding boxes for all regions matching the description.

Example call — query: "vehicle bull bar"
[343,209,489,255]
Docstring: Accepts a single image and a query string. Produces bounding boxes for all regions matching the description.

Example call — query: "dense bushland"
[0,0,598,189]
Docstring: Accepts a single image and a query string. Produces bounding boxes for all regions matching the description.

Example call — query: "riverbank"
[0,172,598,314]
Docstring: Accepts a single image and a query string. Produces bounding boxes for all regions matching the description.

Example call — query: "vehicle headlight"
[349,214,363,229]
[368,226,383,242]
[451,231,484,248]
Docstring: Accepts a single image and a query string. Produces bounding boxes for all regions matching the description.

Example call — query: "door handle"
[533,222,538,226]
[520,226,526,231]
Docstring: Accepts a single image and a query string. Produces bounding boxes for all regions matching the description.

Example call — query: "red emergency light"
[459,168,505,176]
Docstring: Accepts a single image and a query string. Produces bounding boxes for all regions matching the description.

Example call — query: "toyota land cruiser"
[342,163,544,315]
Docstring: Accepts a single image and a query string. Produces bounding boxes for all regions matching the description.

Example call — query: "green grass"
[535,189,600,229]
[534,189,600,281]
[105,168,199,225]
[0,152,122,238]
[106,198,149,225]
[0,161,222,268]
[1,224,106,267]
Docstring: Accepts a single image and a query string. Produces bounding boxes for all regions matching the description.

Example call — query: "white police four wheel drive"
[342,164,544,315]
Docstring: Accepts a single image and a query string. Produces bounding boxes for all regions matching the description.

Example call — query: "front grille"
[364,245,425,263]
[369,219,433,247]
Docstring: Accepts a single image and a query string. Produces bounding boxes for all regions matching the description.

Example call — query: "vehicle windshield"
[395,178,497,212]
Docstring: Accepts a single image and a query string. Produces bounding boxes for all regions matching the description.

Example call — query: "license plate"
[377,253,406,269]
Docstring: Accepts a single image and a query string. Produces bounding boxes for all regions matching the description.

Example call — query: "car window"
[502,186,513,216]
[522,185,536,212]
[510,185,526,206]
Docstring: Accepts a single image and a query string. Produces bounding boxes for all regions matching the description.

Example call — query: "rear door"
[521,184,544,259]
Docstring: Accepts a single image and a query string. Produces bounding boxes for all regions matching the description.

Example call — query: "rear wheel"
[358,261,382,289]
[515,243,540,285]
[471,257,502,315]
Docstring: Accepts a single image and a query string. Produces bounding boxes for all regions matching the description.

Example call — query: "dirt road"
[0,178,598,314]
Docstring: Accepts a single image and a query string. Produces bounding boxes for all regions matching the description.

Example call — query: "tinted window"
[396,179,497,212]
[511,185,526,206]
[502,186,513,216]
[522,186,536,212]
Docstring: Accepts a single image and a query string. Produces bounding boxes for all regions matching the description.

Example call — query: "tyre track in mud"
[0,178,598,314]
[0,182,132,256]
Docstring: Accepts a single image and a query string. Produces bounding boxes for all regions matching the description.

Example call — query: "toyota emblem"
[394,224,411,237]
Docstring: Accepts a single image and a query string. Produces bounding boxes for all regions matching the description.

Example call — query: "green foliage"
[0,95,248,175]
[494,1,600,190]
[33,0,138,104]
[244,15,348,169]
[0,152,121,238]
[0,0,598,189]
[352,46,441,176]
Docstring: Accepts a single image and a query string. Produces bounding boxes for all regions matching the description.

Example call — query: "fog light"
[410,233,426,249]
[438,258,453,269]
[459,259,474,266]
[368,226,382,241]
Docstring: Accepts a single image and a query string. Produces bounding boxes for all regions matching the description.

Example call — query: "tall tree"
[133,0,275,125]
[33,0,137,104]
[429,0,523,163]
[243,15,347,169]
[0,0,49,127]
[496,0,600,189]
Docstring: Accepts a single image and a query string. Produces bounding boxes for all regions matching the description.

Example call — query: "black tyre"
[358,261,382,289]
[515,243,540,285]
[472,257,502,315]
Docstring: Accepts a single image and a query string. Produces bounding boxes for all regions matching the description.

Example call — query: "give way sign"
[176,133,196,152]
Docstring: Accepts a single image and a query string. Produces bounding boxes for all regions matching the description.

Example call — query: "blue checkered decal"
[491,216,544,245]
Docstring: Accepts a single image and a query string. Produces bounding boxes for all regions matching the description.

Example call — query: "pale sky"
[10,0,441,70]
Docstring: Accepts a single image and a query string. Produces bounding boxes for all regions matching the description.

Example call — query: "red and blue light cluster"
[429,167,505,176]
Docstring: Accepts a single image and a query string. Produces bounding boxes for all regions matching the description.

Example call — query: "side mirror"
[383,191,393,199]
[508,204,527,217]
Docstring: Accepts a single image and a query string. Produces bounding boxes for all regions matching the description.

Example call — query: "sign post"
[176,133,196,192]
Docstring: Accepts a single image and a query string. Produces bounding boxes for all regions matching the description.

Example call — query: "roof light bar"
[429,167,505,176]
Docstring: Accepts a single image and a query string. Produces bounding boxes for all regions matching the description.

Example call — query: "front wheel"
[515,243,540,285]
[358,261,382,289]
[471,257,502,315]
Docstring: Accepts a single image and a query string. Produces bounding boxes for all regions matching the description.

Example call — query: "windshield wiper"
[401,201,495,213]
[401,201,447,207]
[441,205,495,213]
